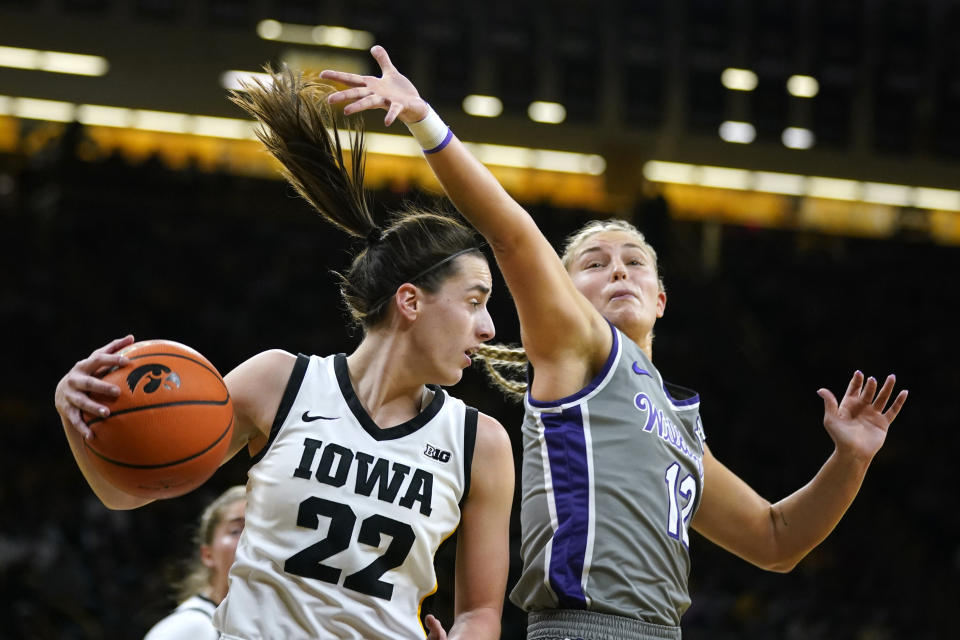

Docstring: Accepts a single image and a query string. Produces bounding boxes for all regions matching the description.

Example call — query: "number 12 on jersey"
[664,462,697,548]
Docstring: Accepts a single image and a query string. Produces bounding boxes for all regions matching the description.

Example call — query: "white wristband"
[405,105,452,154]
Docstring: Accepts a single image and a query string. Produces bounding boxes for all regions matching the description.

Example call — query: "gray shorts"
[527,609,681,640]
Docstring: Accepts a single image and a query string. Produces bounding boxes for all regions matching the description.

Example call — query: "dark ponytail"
[231,66,483,329]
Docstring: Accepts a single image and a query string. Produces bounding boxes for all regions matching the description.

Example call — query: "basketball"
[82,339,234,499]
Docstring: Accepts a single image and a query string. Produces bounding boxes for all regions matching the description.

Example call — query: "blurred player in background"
[320,45,909,640]
[144,485,246,640]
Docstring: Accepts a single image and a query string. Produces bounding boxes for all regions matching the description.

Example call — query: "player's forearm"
[423,137,532,252]
[62,417,149,510]
[767,448,871,571]
[446,606,502,640]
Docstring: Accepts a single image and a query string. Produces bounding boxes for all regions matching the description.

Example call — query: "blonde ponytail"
[474,343,529,401]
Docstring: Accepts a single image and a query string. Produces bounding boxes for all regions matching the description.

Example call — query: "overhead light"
[787,75,819,98]
[643,160,698,185]
[643,160,960,212]
[528,101,566,124]
[255,19,374,50]
[221,70,273,91]
[582,155,607,176]
[862,182,912,207]
[192,116,255,139]
[808,176,860,201]
[700,166,751,190]
[462,94,502,118]
[782,127,815,149]
[77,104,133,128]
[0,45,108,76]
[13,97,75,122]
[467,142,530,167]
[257,19,283,40]
[914,187,960,212]
[533,149,605,174]
[133,110,191,134]
[721,68,758,91]
[719,120,756,144]
[0,93,604,175]
[754,171,807,196]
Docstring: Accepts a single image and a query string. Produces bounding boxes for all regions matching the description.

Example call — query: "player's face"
[202,498,246,584]
[568,230,665,340]
[416,254,495,385]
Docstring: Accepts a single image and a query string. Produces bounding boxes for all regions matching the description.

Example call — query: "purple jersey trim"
[542,404,590,609]
[662,383,700,407]
[527,322,620,408]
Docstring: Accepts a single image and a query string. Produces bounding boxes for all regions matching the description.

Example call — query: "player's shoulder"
[143,607,217,640]
[475,412,513,461]
[234,349,298,375]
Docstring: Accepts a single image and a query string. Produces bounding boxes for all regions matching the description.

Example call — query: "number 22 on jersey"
[284,496,416,600]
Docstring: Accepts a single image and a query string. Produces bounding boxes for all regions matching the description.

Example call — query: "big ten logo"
[423,443,451,463]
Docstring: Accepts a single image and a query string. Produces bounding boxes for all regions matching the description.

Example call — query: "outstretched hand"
[320,45,429,126]
[54,335,133,439]
[817,370,907,462]
[425,614,448,640]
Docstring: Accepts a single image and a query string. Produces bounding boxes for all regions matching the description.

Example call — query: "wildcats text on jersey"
[292,437,435,516]
[632,393,703,477]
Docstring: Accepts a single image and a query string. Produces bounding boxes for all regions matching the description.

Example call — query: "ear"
[200,544,214,569]
[393,283,421,322]
[656,290,667,318]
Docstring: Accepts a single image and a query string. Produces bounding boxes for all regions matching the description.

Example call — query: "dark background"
[1,1,959,639]
[1,131,957,639]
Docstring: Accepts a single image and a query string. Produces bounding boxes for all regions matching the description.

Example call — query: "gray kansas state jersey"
[510,324,707,626]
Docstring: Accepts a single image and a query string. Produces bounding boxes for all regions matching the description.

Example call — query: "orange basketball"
[82,339,234,499]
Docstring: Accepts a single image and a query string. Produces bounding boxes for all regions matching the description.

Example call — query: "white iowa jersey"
[215,353,478,640]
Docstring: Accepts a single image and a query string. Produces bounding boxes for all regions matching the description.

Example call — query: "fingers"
[74,369,124,398]
[96,334,134,356]
[370,45,396,73]
[318,69,367,87]
[326,87,374,105]
[885,389,908,422]
[871,374,896,411]
[843,369,865,401]
[817,388,839,417]
[385,101,404,127]
[424,614,446,640]
[343,93,389,116]
[64,405,93,439]
[80,350,131,378]
[57,338,133,439]
[860,375,878,403]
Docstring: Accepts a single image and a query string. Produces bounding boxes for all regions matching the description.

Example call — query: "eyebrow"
[467,284,492,297]
[578,243,647,258]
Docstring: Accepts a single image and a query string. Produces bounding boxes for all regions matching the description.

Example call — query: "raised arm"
[320,47,611,389]
[55,337,293,510]
[426,413,514,640]
[692,371,908,571]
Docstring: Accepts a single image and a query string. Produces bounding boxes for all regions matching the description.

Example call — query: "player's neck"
[346,334,427,427]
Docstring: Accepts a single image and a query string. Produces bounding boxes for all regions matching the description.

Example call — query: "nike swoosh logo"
[302,411,338,422]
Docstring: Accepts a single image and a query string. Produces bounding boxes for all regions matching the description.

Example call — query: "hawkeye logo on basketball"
[126,364,181,394]
[423,443,451,463]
